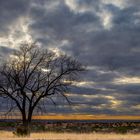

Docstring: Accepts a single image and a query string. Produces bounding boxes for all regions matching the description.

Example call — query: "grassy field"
[0,121,139,139]
[0,131,140,140]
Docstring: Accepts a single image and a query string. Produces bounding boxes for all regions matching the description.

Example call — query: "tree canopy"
[0,43,84,127]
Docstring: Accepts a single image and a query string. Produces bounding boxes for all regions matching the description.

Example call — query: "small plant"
[114,126,128,134]
[13,125,30,137]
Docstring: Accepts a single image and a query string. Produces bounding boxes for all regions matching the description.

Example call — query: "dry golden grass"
[31,132,140,140]
[0,131,140,140]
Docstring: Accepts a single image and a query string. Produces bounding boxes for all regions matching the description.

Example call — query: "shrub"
[13,125,30,137]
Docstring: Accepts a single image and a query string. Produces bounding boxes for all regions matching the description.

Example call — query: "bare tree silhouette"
[0,43,84,131]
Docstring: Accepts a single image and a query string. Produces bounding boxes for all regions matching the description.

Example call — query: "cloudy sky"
[0,0,140,116]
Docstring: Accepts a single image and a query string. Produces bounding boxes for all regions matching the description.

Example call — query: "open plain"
[0,131,140,140]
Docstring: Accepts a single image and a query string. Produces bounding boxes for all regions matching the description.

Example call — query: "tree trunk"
[17,112,31,136]
[22,111,27,126]
[28,113,32,124]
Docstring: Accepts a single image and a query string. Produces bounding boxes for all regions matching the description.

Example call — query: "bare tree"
[0,43,84,129]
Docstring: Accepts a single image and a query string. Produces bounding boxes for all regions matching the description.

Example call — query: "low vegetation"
[33,121,140,134]
[0,121,139,134]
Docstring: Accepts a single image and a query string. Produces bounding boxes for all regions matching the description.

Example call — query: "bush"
[114,126,128,134]
[13,125,30,137]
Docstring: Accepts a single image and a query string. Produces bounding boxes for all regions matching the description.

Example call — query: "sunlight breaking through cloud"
[97,8,113,30]
[101,0,127,9]
[0,17,33,48]
[113,76,140,84]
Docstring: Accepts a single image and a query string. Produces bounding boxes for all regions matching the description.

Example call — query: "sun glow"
[113,76,140,84]
[0,16,33,49]
[98,9,113,30]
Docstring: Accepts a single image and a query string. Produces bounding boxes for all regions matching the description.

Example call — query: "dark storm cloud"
[29,0,140,71]
[0,46,15,63]
[0,0,140,115]
[37,95,117,115]
[0,46,14,54]
[0,0,31,35]
[29,0,100,46]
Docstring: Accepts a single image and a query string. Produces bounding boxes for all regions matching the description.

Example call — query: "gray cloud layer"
[0,0,140,115]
